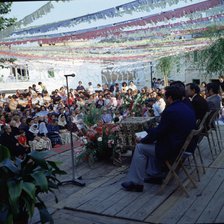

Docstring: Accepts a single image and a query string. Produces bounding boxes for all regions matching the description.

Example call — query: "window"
[11,66,29,81]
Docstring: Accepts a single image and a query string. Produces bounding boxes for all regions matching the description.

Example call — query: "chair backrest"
[197,111,211,130]
[206,109,220,130]
[174,129,196,162]
[203,110,216,131]
[174,118,208,163]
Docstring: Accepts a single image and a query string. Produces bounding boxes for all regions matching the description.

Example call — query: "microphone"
[64,73,75,77]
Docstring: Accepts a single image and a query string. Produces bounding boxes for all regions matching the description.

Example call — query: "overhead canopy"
[0,0,224,67]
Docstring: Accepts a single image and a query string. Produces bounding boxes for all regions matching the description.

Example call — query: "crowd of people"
[0,76,223,164]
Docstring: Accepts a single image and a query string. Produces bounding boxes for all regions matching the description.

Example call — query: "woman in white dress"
[27,123,52,151]
[58,114,78,144]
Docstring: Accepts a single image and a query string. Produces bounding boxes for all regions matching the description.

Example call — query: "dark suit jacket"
[191,94,209,121]
[141,100,196,161]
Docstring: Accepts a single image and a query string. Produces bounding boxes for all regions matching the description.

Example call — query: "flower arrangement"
[81,123,119,164]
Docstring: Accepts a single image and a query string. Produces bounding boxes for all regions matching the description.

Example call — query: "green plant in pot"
[0,145,66,224]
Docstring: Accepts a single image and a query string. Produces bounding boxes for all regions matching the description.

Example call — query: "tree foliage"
[198,38,224,76]
[156,56,178,86]
[0,2,16,31]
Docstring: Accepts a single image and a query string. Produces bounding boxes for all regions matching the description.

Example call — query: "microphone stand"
[59,74,85,187]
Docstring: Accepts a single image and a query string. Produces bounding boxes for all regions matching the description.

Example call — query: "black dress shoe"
[121,181,144,192]
[144,177,163,185]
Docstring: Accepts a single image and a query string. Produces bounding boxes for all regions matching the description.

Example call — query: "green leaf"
[31,172,48,192]
[22,182,36,200]
[0,159,19,174]
[47,161,67,175]
[28,150,52,161]
[22,196,35,217]
[7,180,22,214]
[36,202,54,224]
[0,145,11,162]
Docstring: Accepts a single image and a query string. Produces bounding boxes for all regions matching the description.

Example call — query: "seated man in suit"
[185,83,209,121]
[121,86,196,192]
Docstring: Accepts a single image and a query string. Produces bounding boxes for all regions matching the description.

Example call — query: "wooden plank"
[64,173,125,209]
[128,183,176,221]
[177,168,224,224]
[51,209,151,224]
[210,150,224,168]
[116,183,159,219]
[89,189,126,214]
[102,190,141,217]
[77,174,125,211]
[145,167,216,223]
[117,162,200,221]
[54,166,128,209]
[196,176,224,223]
[215,204,224,223]
[87,181,158,216]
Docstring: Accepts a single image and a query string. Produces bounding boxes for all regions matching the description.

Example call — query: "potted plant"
[0,144,66,224]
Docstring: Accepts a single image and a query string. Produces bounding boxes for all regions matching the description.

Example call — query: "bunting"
[1,0,223,46]
[0,2,55,38]
[0,0,224,66]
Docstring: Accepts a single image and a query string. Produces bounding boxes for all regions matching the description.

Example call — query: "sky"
[6,1,47,20]
[5,0,203,39]
[6,0,132,21]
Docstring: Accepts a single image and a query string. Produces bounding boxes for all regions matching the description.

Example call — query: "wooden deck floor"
[32,126,224,224]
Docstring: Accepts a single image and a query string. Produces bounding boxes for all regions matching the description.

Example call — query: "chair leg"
[216,123,223,150]
[197,145,206,174]
[210,131,217,155]
[167,162,190,197]
[206,135,215,160]
[172,169,190,197]
[158,162,174,194]
[214,128,222,153]
[181,164,197,188]
[192,153,200,181]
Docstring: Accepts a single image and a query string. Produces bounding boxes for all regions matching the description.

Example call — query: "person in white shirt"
[128,81,137,92]
[36,93,44,106]
[35,84,42,93]
[152,93,166,117]
[31,94,39,105]
[95,84,102,92]
[87,82,94,94]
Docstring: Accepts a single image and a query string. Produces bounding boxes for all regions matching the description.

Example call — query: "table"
[119,116,156,151]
